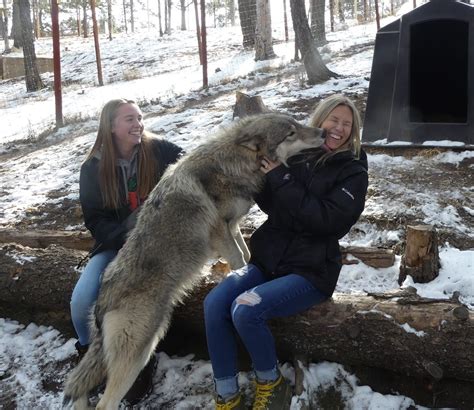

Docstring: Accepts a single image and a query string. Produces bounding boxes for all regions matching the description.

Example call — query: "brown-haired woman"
[70,99,183,405]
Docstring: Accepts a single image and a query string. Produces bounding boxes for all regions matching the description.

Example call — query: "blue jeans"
[203,264,328,398]
[70,250,117,345]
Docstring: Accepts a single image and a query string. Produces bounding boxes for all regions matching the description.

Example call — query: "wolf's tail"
[63,333,106,406]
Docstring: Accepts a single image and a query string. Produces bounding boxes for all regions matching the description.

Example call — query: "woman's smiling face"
[321,104,353,151]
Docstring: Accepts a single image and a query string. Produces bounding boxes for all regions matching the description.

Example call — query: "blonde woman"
[204,94,368,410]
[70,99,183,405]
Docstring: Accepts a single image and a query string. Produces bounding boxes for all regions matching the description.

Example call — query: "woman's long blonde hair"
[85,99,158,209]
[308,94,362,163]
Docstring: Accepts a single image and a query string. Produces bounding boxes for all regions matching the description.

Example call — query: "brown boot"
[252,373,292,410]
[74,341,89,357]
[122,353,158,405]
[215,392,246,410]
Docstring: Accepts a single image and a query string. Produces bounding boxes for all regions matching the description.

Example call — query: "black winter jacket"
[79,138,183,256]
[249,149,368,297]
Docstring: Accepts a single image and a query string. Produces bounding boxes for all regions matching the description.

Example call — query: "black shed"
[363,0,474,145]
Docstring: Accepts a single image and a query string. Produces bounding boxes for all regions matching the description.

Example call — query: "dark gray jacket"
[79,138,183,256]
[249,149,368,296]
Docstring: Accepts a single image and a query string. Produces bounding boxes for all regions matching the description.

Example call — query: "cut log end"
[232,91,270,119]
[399,225,439,284]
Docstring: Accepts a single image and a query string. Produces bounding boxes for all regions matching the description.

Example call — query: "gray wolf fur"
[63,113,325,409]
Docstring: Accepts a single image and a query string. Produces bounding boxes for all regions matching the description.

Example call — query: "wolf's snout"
[305,126,326,146]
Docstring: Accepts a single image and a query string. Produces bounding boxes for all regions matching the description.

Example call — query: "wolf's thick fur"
[63,113,325,409]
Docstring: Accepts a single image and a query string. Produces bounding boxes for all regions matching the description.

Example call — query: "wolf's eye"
[286,130,296,140]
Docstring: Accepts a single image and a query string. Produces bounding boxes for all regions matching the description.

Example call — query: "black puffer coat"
[79,138,183,256]
[249,149,368,297]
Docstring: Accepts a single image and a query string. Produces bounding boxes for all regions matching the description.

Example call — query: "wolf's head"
[236,113,326,165]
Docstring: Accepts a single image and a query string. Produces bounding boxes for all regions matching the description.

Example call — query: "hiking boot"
[122,353,158,405]
[215,392,246,410]
[74,341,89,358]
[252,374,292,410]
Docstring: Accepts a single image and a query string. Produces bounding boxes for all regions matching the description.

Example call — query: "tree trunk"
[38,5,43,36]
[1,243,473,383]
[90,0,103,86]
[237,0,256,47]
[1,0,10,52]
[11,0,22,48]
[76,4,81,36]
[107,0,113,40]
[310,0,327,46]
[374,0,380,30]
[337,0,345,23]
[329,0,334,31]
[130,0,135,32]
[289,0,336,84]
[31,0,39,38]
[193,0,202,64]
[157,0,163,36]
[19,0,44,92]
[228,0,235,25]
[283,0,289,42]
[254,0,275,61]
[82,0,88,37]
[51,0,63,128]
[164,0,168,33]
[399,225,440,285]
[180,0,186,30]
[166,0,171,34]
[122,0,128,33]
[200,0,207,88]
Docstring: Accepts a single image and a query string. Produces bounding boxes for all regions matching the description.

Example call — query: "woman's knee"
[203,287,223,320]
[231,290,263,330]
[203,284,236,325]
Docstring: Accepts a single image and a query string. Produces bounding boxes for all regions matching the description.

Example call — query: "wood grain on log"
[399,225,439,284]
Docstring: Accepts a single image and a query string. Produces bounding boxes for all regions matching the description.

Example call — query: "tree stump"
[232,91,270,119]
[399,225,440,284]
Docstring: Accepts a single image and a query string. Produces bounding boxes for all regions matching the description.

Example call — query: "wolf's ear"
[237,133,263,151]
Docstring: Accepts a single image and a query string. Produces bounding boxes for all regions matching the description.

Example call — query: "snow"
[1,0,473,408]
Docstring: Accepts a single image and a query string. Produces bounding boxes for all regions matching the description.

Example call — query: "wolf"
[63,113,325,409]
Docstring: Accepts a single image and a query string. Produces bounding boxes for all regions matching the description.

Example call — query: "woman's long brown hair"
[85,99,158,209]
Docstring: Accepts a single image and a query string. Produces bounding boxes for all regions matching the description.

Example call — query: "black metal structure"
[363,0,474,145]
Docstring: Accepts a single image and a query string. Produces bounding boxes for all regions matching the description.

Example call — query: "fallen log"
[0,229,394,268]
[0,229,94,252]
[0,243,473,384]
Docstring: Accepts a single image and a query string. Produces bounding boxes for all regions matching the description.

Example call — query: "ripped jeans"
[203,264,328,397]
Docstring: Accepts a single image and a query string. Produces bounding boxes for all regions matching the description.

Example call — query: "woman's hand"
[260,156,281,174]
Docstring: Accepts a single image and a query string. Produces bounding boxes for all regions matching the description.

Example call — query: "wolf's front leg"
[234,225,250,263]
[212,221,247,269]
